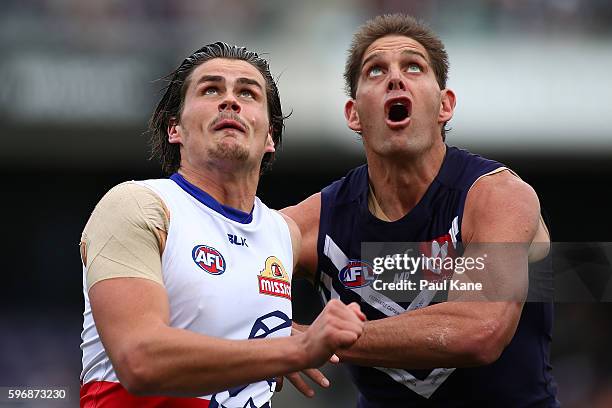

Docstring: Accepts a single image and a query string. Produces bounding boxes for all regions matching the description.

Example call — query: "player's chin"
[209,141,250,162]
[373,144,419,162]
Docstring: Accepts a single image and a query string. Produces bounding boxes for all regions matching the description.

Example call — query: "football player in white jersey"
[79,42,365,408]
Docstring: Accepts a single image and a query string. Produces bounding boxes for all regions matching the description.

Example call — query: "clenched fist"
[299,299,366,368]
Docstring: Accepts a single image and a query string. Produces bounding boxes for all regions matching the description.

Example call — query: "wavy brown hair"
[149,42,286,175]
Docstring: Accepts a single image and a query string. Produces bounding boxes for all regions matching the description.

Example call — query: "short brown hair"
[149,42,285,175]
[344,14,450,138]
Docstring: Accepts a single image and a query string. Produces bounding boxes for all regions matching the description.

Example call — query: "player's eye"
[203,87,218,95]
[407,63,422,73]
[239,89,254,98]
[368,66,384,78]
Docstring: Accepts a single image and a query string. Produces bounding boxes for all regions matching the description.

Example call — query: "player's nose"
[387,70,406,92]
[218,98,241,114]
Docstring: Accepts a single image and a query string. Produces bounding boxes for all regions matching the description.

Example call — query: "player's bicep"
[453,173,540,336]
[461,172,540,292]
[89,277,170,382]
[463,171,540,244]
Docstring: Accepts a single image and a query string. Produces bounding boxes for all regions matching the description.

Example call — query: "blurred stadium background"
[1,0,611,407]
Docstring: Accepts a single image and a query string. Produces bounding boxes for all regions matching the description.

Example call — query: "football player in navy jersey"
[283,14,559,407]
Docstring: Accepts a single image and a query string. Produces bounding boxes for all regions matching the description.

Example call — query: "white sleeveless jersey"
[81,178,293,408]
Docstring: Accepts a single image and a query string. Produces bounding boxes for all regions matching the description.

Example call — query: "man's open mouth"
[385,97,412,124]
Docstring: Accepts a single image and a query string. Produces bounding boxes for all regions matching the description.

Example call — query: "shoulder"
[462,170,540,244]
[96,181,165,212]
[467,170,539,211]
[281,192,321,229]
[82,181,168,291]
[87,181,169,233]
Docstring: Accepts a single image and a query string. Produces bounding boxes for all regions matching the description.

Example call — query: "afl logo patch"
[192,245,226,275]
[339,260,374,288]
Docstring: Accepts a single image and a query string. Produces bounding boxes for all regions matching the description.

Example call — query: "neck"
[178,162,259,213]
[367,142,446,221]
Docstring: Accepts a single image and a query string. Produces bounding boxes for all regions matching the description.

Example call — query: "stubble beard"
[206,138,250,163]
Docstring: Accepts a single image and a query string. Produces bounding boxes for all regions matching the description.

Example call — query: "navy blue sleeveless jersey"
[316,146,559,407]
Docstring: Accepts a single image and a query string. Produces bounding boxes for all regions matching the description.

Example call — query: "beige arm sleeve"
[80,182,169,291]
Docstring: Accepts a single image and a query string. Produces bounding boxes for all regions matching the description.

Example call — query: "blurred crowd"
[1,2,611,407]
[1,0,611,53]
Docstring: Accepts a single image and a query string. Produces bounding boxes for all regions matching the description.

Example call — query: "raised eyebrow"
[401,50,429,63]
[196,75,224,86]
[362,50,429,70]
[236,77,264,91]
[361,52,383,70]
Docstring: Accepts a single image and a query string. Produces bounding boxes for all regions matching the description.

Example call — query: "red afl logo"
[339,260,374,288]
[192,245,226,275]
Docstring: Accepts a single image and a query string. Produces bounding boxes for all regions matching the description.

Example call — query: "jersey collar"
[170,173,254,224]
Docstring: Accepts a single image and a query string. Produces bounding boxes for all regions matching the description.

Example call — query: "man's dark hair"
[344,14,451,139]
[149,42,285,175]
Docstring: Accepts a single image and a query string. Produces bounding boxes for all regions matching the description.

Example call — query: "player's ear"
[168,117,182,144]
[264,129,275,153]
[345,99,362,133]
[438,88,456,124]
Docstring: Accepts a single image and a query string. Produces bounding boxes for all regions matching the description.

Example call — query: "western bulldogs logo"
[339,260,374,288]
[248,310,292,339]
[192,245,226,275]
[210,311,291,408]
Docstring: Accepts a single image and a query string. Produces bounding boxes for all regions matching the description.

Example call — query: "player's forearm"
[336,303,516,369]
[292,322,309,333]
[337,315,483,368]
[116,326,308,396]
